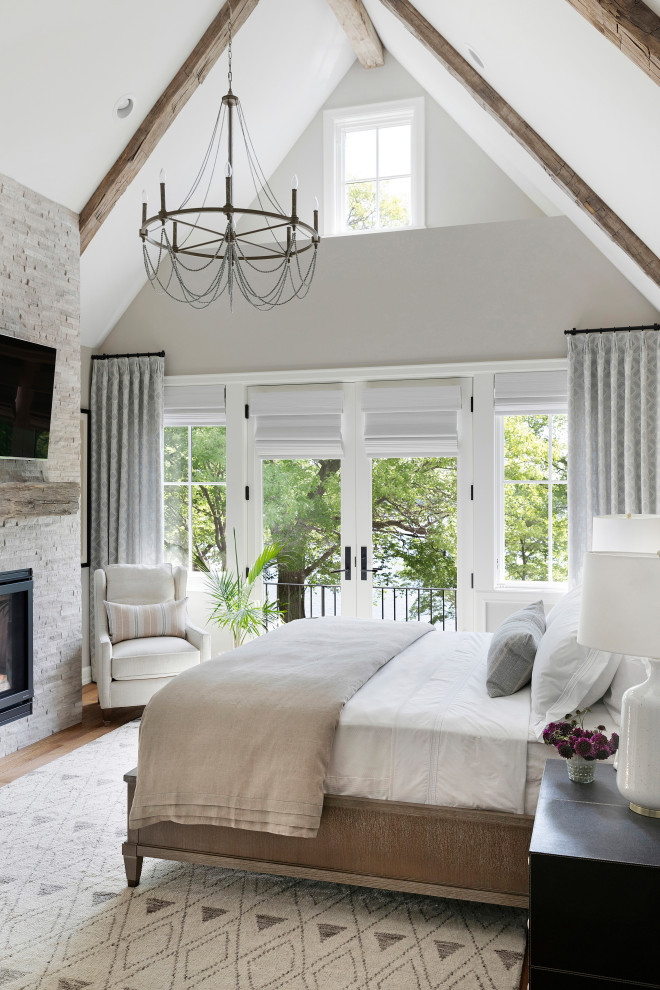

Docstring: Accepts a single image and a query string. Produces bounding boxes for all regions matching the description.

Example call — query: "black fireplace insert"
[0,568,33,728]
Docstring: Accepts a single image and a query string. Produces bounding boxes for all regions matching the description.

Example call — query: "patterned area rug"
[0,723,527,989]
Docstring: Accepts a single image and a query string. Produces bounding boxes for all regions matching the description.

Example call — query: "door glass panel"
[371,457,457,628]
[262,458,342,622]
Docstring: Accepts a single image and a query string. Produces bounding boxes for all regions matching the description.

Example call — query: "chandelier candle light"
[139,5,319,311]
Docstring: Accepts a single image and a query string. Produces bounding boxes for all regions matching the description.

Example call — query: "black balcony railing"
[264,582,457,629]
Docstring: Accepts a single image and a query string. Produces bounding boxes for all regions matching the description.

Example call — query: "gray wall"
[262,53,544,234]
[0,173,82,756]
[101,217,659,374]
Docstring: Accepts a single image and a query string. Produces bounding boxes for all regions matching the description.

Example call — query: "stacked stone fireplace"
[0,173,82,757]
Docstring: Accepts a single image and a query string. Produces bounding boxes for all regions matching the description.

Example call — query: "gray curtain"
[89,354,164,677]
[568,330,660,584]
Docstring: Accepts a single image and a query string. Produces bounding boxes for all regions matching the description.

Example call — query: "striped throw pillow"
[104,598,187,645]
[486,600,546,698]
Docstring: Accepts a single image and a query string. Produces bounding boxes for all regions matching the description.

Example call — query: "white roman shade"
[249,386,344,458]
[494,371,568,415]
[361,382,462,457]
[164,382,226,426]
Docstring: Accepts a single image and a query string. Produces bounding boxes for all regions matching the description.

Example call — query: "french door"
[249,378,473,629]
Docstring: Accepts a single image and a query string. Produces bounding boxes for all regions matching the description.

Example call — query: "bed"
[122,618,618,909]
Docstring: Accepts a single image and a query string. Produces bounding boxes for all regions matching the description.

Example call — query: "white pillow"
[530,587,621,738]
[603,655,649,722]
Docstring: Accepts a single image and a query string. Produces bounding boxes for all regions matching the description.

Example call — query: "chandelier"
[139,5,319,312]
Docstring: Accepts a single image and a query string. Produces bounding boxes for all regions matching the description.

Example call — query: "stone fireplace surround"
[0,172,82,757]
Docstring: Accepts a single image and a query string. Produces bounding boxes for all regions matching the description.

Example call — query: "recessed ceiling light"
[465,46,485,70]
[113,94,135,120]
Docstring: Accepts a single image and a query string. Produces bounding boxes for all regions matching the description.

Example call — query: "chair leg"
[100,708,112,726]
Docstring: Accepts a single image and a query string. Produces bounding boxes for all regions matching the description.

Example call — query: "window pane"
[164,427,188,482]
[345,181,376,230]
[552,484,568,582]
[503,415,549,481]
[262,459,341,622]
[552,414,568,482]
[345,128,376,181]
[379,177,411,228]
[372,457,457,628]
[504,483,549,581]
[192,484,226,571]
[191,426,226,482]
[378,124,411,177]
[164,486,188,565]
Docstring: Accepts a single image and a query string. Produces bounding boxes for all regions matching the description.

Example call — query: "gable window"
[324,99,424,236]
[494,372,568,586]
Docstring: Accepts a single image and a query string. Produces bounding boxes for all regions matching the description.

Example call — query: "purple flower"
[591,733,607,748]
[575,738,593,758]
[595,748,610,760]
[597,725,606,731]
[609,733,619,753]
[558,742,574,758]
[572,728,584,738]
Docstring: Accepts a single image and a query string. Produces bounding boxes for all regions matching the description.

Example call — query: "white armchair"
[94,563,212,721]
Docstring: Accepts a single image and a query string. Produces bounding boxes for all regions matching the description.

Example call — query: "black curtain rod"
[565,324,660,336]
[92,351,165,360]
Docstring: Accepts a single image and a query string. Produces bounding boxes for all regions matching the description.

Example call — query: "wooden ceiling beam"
[378,0,660,289]
[79,0,259,253]
[326,0,384,68]
[563,0,660,87]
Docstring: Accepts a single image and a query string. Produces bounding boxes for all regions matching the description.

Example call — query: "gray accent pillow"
[486,601,546,698]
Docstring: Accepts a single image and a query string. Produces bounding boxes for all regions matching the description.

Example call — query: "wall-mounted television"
[0,332,56,460]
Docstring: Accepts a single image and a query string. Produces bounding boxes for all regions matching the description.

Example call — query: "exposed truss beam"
[326,0,384,68]
[379,0,660,289]
[79,0,259,253]
[563,0,660,86]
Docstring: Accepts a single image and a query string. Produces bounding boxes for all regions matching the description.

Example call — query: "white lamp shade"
[578,551,660,658]
[592,514,660,553]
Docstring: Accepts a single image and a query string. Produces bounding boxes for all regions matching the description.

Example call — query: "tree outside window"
[163,426,226,572]
[501,414,568,583]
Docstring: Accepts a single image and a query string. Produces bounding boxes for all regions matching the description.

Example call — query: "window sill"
[323,223,427,239]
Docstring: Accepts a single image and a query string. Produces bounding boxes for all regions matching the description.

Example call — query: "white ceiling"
[2,0,660,345]
[362,0,660,312]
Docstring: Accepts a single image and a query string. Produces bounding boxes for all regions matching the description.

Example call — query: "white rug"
[0,723,527,989]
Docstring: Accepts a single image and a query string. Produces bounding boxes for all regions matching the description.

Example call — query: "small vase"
[566,755,595,784]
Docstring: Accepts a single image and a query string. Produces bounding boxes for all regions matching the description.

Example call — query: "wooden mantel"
[0,482,80,520]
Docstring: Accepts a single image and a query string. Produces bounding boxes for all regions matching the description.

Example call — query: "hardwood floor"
[0,685,529,987]
[0,683,142,786]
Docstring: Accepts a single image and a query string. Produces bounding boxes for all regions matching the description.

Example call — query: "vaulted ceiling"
[2,0,660,346]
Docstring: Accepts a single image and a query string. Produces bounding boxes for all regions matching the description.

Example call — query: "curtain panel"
[568,330,660,584]
[89,355,165,677]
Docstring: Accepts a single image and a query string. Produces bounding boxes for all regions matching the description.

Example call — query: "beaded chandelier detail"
[139,5,319,312]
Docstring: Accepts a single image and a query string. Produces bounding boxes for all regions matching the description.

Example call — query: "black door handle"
[329,547,351,580]
[360,546,382,580]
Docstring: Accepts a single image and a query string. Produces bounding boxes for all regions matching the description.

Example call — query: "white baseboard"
[82,665,92,686]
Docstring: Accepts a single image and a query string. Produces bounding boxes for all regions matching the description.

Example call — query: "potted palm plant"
[195,532,287,648]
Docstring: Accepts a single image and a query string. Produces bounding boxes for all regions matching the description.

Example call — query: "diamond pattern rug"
[0,722,527,988]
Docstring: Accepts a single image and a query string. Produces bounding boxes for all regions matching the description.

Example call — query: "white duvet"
[326,628,532,815]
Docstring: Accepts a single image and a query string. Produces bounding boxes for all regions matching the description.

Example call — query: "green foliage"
[164,426,227,570]
[195,532,286,648]
[503,415,568,582]
[345,182,409,231]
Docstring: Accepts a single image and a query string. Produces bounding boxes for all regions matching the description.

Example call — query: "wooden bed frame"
[123,769,533,908]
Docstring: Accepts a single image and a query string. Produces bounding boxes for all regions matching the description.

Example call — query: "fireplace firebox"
[0,569,33,728]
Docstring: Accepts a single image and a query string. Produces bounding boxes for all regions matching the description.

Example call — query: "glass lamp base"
[629,802,660,818]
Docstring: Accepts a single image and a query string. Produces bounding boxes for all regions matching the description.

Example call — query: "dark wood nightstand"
[529,759,660,989]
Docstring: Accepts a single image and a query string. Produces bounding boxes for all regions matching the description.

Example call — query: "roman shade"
[494,371,568,415]
[164,382,226,426]
[249,386,344,458]
[361,382,462,457]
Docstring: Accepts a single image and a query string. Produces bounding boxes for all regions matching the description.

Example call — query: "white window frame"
[495,412,568,589]
[163,424,227,574]
[323,98,425,237]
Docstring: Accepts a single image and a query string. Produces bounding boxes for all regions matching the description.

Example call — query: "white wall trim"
[165,356,567,389]
[82,665,92,686]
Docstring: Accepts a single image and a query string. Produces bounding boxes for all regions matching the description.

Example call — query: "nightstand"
[529,759,660,989]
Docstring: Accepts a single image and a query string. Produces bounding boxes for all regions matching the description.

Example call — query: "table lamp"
[592,514,660,553]
[578,550,660,817]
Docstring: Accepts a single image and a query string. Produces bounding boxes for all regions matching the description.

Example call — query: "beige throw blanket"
[130,617,432,837]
